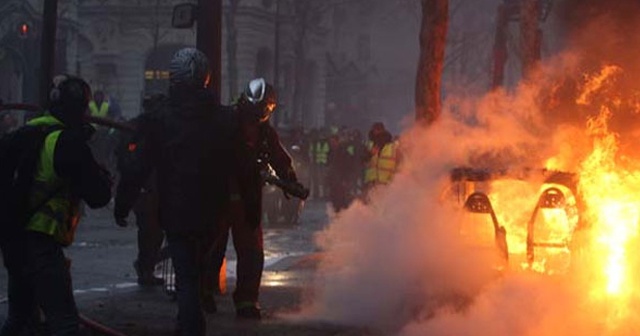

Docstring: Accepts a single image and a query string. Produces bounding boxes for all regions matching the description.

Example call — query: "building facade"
[0,0,434,132]
[73,0,329,129]
[0,0,80,106]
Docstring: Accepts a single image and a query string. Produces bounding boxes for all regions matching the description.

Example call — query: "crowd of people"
[278,121,402,213]
[0,46,401,336]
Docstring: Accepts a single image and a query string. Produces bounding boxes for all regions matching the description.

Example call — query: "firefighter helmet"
[242,78,277,123]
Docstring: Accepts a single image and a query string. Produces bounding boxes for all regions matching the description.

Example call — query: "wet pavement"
[0,200,372,335]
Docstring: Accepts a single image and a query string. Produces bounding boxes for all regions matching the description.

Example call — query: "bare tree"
[289,0,330,126]
[415,0,449,125]
[520,0,539,79]
[287,0,368,126]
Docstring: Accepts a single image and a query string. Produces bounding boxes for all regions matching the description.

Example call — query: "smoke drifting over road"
[299,1,640,335]
[302,58,566,333]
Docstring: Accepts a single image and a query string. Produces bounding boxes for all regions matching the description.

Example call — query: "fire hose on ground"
[0,102,136,132]
[79,314,128,336]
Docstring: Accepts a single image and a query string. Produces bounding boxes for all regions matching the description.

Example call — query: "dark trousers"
[210,201,264,306]
[0,231,79,336]
[133,197,164,275]
[310,164,328,199]
[166,231,215,336]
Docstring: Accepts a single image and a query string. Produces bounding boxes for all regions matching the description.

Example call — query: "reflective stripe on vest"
[364,142,398,184]
[315,142,329,165]
[365,140,373,151]
[25,115,80,246]
[89,101,109,118]
[347,145,355,156]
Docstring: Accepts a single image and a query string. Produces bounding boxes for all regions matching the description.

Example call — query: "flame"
[459,65,640,325]
[579,107,640,303]
[576,65,622,106]
[445,64,640,328]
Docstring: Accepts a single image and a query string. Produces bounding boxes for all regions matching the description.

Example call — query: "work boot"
[235,302,261,320]
[134,260,164,287]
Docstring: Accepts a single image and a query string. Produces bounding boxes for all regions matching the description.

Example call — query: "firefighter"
[113,48,234,336]
[207,78,301,320]
[112,95,165,287]
[0,75,112,335]
[363,122,400,195]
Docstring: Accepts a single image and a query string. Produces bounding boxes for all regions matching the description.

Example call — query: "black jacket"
[55,128,112,208]
[115,91,234,234]
[232,113,296,228]
[0,122,111,238]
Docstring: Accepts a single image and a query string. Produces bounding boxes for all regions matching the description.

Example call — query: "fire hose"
[262,172,310,200]
[0,102,135,132]
[79,314,128,336]
[2,102,311,198]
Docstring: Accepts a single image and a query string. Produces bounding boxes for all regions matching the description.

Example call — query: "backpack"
[0,124,63,236]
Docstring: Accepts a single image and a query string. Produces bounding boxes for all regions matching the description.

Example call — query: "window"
[144,70,170,80]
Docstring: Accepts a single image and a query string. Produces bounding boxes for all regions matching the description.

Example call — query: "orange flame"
[579,107,640,302]
[576,65,622,106]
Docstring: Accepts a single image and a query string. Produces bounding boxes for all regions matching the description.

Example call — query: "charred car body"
[449,167,584,273]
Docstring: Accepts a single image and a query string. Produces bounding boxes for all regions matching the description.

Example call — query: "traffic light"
[18,22,30,38]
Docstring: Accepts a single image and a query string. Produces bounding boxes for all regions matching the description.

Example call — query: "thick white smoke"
[298,56,570,332]
[292,0,640,333]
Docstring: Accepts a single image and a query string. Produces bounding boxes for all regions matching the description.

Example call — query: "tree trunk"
[415,0,449,125]
[272,0,282,126]
[492,5,509,90]
[225,0,241,100]
[520,0,539,79]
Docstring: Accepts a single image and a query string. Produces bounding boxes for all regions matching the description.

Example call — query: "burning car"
[449,167,583,274]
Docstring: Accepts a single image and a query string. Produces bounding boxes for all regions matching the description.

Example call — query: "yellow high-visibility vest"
[364,142,398,185]
[24,115,81,246]
[315,141,330,165]
[89,101,109,118]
